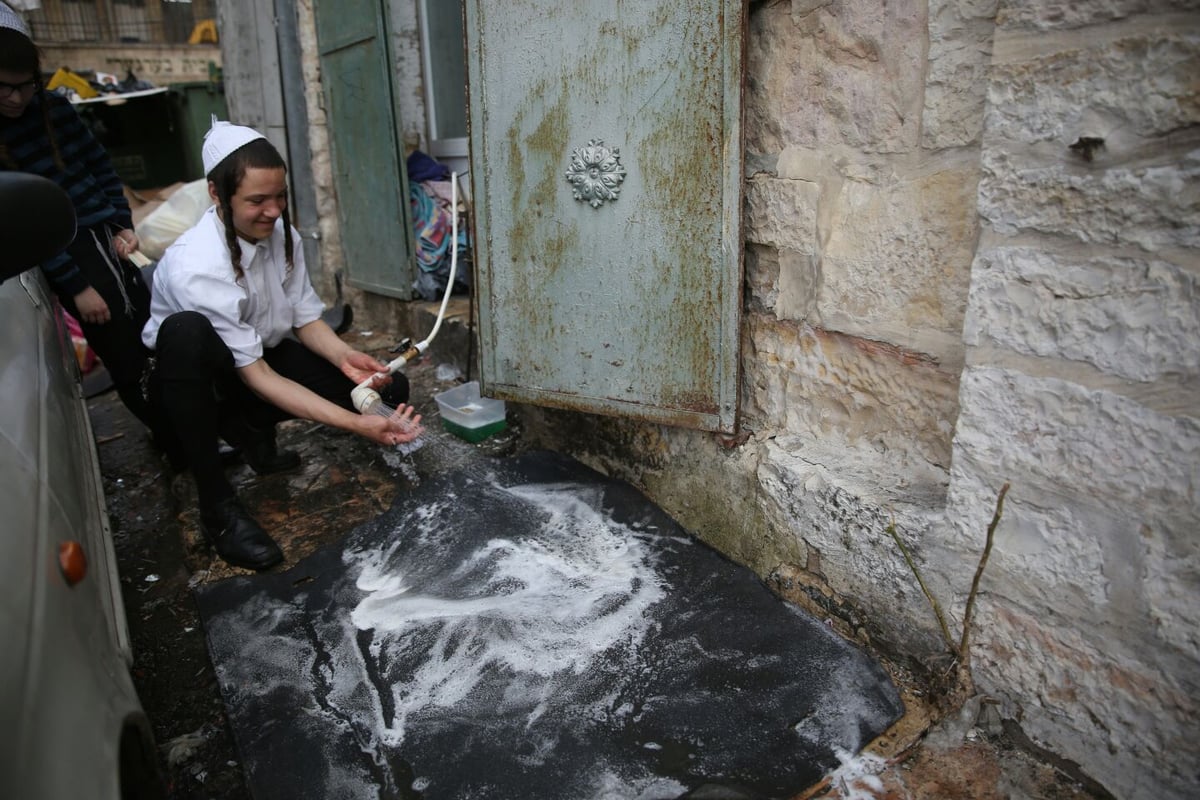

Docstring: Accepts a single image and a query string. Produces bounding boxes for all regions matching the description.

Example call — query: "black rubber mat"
[195,451,903,800]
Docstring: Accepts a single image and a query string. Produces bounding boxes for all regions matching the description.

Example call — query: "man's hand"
[339,349,390,386]
[357,403,424,446]
[73,286,110,324]
[113,229,139,259]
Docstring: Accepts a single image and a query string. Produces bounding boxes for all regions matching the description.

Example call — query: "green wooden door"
[312,0,414,298]
[466,1,745,433]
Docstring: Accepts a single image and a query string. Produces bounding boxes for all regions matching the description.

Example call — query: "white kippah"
[0,2,30,37]
[202,116,267,176]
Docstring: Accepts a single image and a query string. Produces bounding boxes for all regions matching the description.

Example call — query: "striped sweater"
[0,91,132,296]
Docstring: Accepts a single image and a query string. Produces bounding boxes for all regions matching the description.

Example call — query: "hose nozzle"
[351,382,383,414]
[350,344,425,414]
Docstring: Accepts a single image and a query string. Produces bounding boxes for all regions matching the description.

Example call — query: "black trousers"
[150,311,408,510]
[55,224,154,429]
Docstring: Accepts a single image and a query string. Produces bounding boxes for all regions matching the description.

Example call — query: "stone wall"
[518,1,1200,797]
[945,2,1199,798]
[281,0,1197,794]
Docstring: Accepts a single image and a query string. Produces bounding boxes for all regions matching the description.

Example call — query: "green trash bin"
[169,80,229,181]
[77,89,189,190]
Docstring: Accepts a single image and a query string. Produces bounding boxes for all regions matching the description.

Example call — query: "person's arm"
[237,358,421,446]
[62,99,133,228]
[293,318,391,385]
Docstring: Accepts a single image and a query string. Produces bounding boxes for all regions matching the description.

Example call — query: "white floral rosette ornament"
[565,139,627,208]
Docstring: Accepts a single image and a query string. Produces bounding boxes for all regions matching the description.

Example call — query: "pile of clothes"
[406,149,471,301]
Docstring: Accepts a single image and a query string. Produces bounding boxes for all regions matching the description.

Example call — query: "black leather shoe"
[240,425,301,475]
[200,497,284,571]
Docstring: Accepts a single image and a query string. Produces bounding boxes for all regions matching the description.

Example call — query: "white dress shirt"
[142,206,325,368]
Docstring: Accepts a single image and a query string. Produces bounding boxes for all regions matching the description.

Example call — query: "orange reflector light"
[58,541,88,586]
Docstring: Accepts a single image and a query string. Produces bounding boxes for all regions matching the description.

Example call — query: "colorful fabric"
[409,179,470,300]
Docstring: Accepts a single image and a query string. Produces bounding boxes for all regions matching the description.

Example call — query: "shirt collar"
[210,208,269,270]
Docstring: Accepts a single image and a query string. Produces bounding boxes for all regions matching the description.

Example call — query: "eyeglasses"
[0,80,37,99]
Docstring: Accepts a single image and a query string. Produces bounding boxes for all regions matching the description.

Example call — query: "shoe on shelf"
[200,497,284,571]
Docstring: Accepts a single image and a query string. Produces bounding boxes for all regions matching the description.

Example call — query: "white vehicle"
[0,173,164,799]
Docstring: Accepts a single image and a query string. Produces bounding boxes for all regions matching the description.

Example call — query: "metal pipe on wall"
[272,0,322,281]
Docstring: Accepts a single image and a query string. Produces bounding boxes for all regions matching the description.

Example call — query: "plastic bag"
[61,309,98,374]
[135,179,212,259]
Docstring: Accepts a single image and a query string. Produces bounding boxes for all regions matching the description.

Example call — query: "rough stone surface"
[922,0,998,149]
[743,315,960,471]
[978,147,1200,252]
[986,29,1199,145]
[756,436,953,661]
[947,365,1200,799]
[997,0,1198,31]
[965,246,1200,383]
[973,599,1199,800]
[977,25,1200,256]
[818,165,980,361]
[743,174,820,254]
[747,0,928,154]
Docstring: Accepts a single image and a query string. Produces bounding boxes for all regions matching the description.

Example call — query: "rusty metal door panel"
[465,1,744,433]
[313,0,414,298]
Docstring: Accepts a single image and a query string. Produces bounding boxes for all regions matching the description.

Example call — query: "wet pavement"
[90,322,1106,800]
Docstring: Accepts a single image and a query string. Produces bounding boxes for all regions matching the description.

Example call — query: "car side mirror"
[0,172,77,283]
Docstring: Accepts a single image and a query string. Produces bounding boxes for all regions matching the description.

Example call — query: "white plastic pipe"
[351,171,461,414]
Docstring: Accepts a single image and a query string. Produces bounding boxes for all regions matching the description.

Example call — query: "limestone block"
[819,166,980,350]
[965,247,1200,383]
[978,147,1200,251]
[777,247,821,323]
[759,0,927,152]
[986,30,1200,145]
[743,175,820,253]
[945,461,1160,657]
[922,0,998,149]
[951,368,1200,520]
[949,365,1200,668]
[756,436,952,655]
[1142,515,1200,661]
[744,0,791,155]
[946,401,1200,799]
[743,316,960,470]
[643,429,794,576]
[972,599,1200,800]
[744,243,780,314]
[997,0,1198,31]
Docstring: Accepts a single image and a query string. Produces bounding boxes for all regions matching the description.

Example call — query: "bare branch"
[959,483,1010,661]
[886,521,956,652]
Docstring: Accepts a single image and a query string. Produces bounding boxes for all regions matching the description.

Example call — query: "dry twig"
[959,482,1009,662]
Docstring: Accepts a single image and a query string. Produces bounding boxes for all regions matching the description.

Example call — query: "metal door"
[313,0,414,298]
[466,1,745,433]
